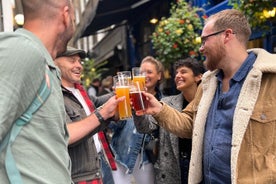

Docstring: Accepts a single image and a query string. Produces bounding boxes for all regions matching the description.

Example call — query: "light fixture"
[14,14,24,26]
[150,18,158,24]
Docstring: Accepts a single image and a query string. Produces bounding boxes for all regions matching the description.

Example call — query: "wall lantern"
[150,18,158,24]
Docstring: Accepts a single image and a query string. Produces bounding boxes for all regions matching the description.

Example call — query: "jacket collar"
[249,48,276,73]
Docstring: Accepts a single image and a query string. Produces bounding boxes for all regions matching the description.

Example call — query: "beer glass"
[130,81,147,115]
[113,75,132,120]
[132,67,146,90]
[117,71,132,83]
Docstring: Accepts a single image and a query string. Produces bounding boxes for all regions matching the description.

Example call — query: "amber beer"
[132,76,145,90]
[130,91,147,114]
[114,74,132,120]
[115,86,132,120]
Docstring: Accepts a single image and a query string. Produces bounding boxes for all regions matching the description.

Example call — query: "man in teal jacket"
[0,0,75,183]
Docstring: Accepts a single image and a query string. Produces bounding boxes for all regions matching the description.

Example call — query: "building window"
[83,37,88,52]
[75,9,80,25]
[88,35,93,51]
[80,0,85,13]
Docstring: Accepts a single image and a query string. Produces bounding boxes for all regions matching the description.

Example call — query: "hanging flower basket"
[230,0,276,32]
[151,0,206,67]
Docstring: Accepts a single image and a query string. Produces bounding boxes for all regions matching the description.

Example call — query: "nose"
[199,44,204,53]
[175,72,181,78]
[75,61,83,69]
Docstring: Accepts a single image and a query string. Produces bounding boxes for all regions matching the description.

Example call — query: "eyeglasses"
[200,30,226,47]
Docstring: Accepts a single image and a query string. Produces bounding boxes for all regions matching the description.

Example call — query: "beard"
[204,43,226,71]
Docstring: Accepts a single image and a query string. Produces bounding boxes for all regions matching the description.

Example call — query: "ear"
[157,72,162,81]
[224,29,235,43]
[195,74,202,83]
[62,6,71,28]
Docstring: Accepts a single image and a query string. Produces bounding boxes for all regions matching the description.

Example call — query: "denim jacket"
[109,119,151,174]
[109,87,164,174]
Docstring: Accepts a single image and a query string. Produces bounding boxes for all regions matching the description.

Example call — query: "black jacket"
[62,86,113,182]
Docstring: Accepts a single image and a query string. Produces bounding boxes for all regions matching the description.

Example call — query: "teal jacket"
[0,29,72,183]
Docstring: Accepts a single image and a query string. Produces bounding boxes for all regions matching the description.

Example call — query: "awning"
[70,0,99,45]
[81,0,161,37]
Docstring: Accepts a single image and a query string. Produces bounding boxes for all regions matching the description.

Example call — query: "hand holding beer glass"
[113,73,132,120]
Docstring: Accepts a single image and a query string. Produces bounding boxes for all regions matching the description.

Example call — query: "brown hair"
[205,9,251,47]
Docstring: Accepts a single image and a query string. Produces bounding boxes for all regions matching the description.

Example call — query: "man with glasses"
[137,9,276,183]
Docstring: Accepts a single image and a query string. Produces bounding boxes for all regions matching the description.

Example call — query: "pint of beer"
[130,81,147,115]
[113,74,132,120]
[117,71,132,84]
[132,67,146,90]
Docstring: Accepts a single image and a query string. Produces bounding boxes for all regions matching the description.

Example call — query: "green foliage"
[151,0,206,67]
[229,0,276,31]
[81,58,108,88]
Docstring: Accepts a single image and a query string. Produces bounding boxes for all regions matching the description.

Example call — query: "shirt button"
[260,114,266,120]
[96,172,100,177]
[164,152,168,156]
[161,174,166,179]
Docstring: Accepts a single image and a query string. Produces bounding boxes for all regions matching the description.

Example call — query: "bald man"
[0,0,75,183]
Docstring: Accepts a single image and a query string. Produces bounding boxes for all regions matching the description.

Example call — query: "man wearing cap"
[55,46,121,184]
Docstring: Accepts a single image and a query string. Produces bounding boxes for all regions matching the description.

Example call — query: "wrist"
[158,102,163,112]
[94,107,106,124]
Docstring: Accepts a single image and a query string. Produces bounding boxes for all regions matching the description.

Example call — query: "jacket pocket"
[250,106,276,148]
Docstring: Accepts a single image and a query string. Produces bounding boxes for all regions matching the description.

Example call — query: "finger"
[117,96,125,102]
[142,91,150,98]
[142,91,152,101]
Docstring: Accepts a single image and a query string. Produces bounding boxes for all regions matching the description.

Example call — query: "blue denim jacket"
[109,119,151,174]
